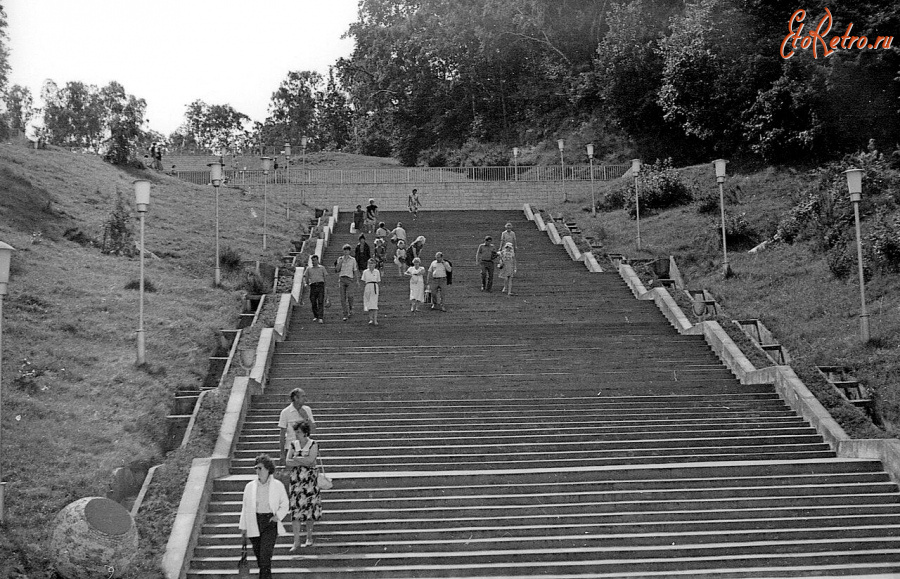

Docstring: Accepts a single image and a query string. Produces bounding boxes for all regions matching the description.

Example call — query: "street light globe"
[844,168,863,202]
[557,139,564,151]
[586,144,594,158]
[300,136,308,149]
[512,147,519,158]
[133,180,151,213]
[208,162,223,187]
[631,159,641,175]
[284,143,291,157]
[0,241,15,296]
[713,159,728,182]
[261,157,272,173]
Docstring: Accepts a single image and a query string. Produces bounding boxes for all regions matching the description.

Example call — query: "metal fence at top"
[174,164,630,186]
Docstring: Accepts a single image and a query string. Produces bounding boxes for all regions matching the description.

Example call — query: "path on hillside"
[186,210,900,578]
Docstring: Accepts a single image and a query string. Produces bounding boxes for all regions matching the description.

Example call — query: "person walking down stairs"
[278,388,316,469]
[406,256,426,312]
[498,242,517,296]
[302,255,327,324]
[475,236,498,292]
[334,244,359,321]
[239,454,289,579]
[286,421,323,551]
[427,252,451,311]
[361,258,382,325]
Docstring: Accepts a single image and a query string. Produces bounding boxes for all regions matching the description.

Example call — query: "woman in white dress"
[405,257,426,312]
[498,242,517,296]
[361,258,381,325]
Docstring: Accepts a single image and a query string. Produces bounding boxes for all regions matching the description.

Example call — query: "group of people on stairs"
[301,212,516,324]
[238,388,320,577]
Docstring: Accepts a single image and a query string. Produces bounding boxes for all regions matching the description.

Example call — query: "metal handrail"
[174,164,630,186]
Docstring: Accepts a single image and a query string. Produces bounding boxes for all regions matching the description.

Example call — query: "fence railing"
[174,164,630,186]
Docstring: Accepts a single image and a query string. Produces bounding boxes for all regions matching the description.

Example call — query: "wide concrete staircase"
[186,211,900,577]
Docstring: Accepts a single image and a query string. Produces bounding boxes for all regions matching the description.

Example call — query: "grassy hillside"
[555,163,900,439]
[0,139,321,577]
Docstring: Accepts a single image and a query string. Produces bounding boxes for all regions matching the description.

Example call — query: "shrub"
[695,191,719,215]
[722,212,758,248]
[867,212,900,272]
[219,246,242,272]
[826,241,872,281]
[597,187,628,211]
[100,190,137,257]
[124,278,158,292]
[623,158,693,218]
[242,270,269,295]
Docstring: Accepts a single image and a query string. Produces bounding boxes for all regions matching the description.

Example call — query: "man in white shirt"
[334,244,359,321]
[427,252,452,312]
[500,222,517,251]
[278,388,316,467]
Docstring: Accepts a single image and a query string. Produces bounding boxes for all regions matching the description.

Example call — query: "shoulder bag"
[316,449,334,490]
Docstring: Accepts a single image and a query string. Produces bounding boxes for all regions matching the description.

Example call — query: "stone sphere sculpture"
[50,497,139,579]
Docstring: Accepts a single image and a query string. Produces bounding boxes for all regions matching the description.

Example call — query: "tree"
[0,4,11,137]
[4,84,33,132]
[263,70,322,149]
[101,82,147,165]
[656,0,776,154]
[43,81,106,150]
[180,100,251,153]
[316,68,353,150]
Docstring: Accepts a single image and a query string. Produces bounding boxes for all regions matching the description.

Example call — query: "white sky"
[6,0,359,135]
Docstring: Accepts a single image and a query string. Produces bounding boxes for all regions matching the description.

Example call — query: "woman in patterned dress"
[286,421,322,550]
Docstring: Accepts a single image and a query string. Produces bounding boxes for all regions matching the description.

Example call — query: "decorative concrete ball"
[50,497,139,579]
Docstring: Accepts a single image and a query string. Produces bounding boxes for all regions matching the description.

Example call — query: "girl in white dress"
[361,258,381,325]
[405,257,426,312]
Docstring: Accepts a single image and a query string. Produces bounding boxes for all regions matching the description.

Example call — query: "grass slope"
[0,139,322,577]
[556,165,900,439]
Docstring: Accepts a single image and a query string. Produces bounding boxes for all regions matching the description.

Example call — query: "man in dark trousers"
[334,244,360,321]
[302,255,327,323]
[475,235,498,292]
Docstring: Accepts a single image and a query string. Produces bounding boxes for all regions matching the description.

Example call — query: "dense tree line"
[336,0,900,165]
[168,68,352,156]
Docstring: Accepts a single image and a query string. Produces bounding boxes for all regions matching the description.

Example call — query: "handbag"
[237,537,250,578]
[317,455,333,490]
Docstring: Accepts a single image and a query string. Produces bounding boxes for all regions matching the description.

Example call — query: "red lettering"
[781,9,807,59]
[830,37,841,49]
[801,36,811,49]
[810,8,835,58]
[856,36,868,49]
[875,36,893,49]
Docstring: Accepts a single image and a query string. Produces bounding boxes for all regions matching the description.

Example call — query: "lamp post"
[512,147,519,182]
[134,180,151,365]
[587,144,596,216]
[632,159,642,251]
[261,156,272,250]
[284,143,292,220]
[209,162,224,286]
[300,136,308,205]
[0,240,15,523]
[558,139,566,202]
[845,168,870,342]
[713,159,732,277]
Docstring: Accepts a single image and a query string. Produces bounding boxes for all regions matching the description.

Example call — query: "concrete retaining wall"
[271,181,595,211]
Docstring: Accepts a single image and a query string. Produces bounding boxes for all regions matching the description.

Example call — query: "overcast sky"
[6,0,359,135]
